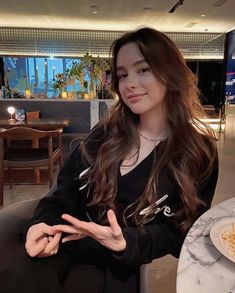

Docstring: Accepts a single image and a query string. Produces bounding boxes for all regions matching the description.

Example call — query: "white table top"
[177,197,235,293]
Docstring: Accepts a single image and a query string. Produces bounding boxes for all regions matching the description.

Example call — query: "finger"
[61,214,91,231]
[39,223,56,234]
[107,209,122,236]
[48,236,54,242]
[44,233,62,254]
[26,237,48,257]
[49,249,58,256]
[62,233,86,243]
[29,223,56,240]
[60,215,106,241]
[53,224,80,234]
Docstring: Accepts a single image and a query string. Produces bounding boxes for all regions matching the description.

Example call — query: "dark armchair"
[0,184,56,270]
[0,184,151,293]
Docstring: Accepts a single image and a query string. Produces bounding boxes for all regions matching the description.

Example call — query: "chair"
[0,127,63,206]
[26,110,40,121]
[0,183,151,292]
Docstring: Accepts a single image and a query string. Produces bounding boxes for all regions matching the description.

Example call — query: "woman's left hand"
[53,209,126,252]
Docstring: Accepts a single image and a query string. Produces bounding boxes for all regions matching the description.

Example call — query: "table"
[176,197,235,293]
[0,118,70,130]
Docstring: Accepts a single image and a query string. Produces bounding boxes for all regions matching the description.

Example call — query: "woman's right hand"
[25,223,62,258]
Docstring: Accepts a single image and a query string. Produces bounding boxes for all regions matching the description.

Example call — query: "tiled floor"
[2,135,235,293]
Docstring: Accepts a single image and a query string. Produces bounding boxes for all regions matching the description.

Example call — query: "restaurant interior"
[0,0,235,292]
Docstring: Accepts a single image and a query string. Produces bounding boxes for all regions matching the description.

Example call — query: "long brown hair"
[80,27,217,232]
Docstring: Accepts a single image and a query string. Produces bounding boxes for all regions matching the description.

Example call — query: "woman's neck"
[138,111,168,140]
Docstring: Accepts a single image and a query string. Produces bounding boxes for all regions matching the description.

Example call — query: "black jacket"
[26,138,218,292]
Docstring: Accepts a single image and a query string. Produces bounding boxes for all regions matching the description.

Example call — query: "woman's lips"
[126,93,146,102]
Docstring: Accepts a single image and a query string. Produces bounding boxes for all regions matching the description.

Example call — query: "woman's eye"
[138,67,150,73]
[117,73,127,80]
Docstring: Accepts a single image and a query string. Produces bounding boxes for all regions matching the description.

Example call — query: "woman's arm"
[23,145,85,233]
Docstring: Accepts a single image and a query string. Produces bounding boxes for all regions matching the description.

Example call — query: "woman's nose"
[124,74,138,89]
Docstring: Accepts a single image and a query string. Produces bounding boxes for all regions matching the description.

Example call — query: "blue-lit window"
[3,56,88,99]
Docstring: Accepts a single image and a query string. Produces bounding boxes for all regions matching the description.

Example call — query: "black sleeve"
[21,145,110,255]
[24,145,84,229]
[112,153,219,266]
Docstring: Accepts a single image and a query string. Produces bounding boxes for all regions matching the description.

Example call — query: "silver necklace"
[138,130,166,142]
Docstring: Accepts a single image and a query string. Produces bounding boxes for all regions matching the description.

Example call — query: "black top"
[26,137,218,292]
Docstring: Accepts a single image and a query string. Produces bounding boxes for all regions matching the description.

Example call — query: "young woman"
[0,27,218,293]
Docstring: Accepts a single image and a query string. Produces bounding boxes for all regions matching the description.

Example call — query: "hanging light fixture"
[90,5,100,14]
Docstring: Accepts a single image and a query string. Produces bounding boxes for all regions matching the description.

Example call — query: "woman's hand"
[25,223,62,258]
[53,209,126,252]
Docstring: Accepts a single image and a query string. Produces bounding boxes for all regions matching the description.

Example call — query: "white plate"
[210,217,235,263]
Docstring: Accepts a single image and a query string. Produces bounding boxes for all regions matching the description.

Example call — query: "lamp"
[84,93,90,100]
[61,91,67,99]
[25,89,31,99]
[7,106,15,120]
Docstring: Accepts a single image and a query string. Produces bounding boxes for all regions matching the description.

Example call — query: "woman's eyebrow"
[116,59,147,72]
[116,66,125,72]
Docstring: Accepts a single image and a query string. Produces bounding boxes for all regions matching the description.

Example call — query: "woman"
[0,27,218,292]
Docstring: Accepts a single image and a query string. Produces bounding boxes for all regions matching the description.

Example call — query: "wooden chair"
[26,110,40,121]
[0,127,63,206]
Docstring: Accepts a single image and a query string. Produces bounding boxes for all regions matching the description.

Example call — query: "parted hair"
[80,27,217,232]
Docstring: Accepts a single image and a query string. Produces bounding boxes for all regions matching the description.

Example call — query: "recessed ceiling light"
[143,7,152,12]
[90,5,100,14]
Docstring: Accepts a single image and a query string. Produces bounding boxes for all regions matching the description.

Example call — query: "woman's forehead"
[116,42,145,67]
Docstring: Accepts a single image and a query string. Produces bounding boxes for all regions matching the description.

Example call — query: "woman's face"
[116,42,166,116]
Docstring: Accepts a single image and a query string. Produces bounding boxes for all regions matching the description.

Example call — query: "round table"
[177,197,235,293]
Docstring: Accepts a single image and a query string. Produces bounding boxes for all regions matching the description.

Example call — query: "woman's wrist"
[117,237,127,252]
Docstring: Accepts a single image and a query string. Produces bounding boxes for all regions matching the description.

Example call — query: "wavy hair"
[80,27,217,232]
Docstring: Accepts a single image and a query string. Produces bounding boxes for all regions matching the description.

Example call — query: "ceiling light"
[201,14,206,17]
[90,5,100,14]
[143,7,152,13]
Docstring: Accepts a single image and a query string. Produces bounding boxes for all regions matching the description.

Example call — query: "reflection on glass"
[3,57,90,99]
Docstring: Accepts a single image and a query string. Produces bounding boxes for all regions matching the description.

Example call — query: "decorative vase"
[57,88,64,99]
[88,76,96,99]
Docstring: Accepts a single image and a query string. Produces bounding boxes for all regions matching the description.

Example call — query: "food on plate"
[221,223,235,257]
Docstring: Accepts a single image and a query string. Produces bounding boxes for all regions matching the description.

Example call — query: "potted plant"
[52,73,68,98]
[67,53,110,99]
